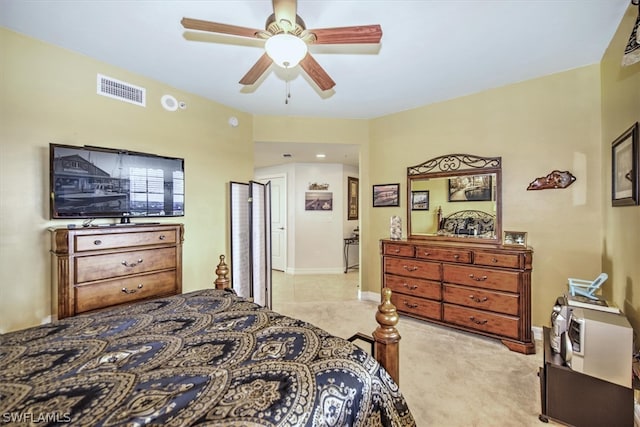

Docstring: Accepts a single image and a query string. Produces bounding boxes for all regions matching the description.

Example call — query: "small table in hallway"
[343,236,359,273]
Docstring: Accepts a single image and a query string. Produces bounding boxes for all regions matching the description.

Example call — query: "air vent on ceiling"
[96,74,146,107]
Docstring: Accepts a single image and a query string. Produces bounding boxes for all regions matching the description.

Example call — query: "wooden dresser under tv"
[381,238,534,354]
[50,223,183,319]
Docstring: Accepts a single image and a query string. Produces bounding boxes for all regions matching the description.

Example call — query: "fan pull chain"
[285,79,291,104]
[284,66,292,105]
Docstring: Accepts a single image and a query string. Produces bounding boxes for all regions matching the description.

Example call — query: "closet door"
[230,182,251,299]
[230,181,272,308]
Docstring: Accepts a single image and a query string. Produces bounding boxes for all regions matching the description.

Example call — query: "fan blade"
[272,0,297,32]
[309,24,382,44]
[181,17,261,39]
[239,53,273,85]
[299,53,335,91]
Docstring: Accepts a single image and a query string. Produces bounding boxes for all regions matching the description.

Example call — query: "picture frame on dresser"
[373,183,400,207]
[503,231,527,247]
[611,122,639,206]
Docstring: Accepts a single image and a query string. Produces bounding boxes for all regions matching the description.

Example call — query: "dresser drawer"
[75,229,177,252]
[383,243,415,257]
[442,264,519,293]
[474,251,521,269]
[75,270,177,313]
[75,247,177,283]
[443,284,519,315]
[385,274,441,300]
[384,257,440,280]
[443,304,519,339]
[392,293,441,321]
[415,247,472,263]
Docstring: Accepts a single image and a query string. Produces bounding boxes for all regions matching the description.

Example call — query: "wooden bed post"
[373,287,401,385]
[214,255,230,289]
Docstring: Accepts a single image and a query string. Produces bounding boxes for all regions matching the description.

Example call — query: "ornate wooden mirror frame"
[407,154,502,244]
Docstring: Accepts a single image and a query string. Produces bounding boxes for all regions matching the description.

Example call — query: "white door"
[257,174,286,271]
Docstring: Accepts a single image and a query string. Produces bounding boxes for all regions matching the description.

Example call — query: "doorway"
[256,173,287,272]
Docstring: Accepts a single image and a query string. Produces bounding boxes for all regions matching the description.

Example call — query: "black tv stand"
[539,327,633,426]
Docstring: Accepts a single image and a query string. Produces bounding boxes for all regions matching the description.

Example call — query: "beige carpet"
[272,271,558,427]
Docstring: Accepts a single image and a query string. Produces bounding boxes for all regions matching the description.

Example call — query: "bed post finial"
[214,255,230,289]
[373,287,401,385]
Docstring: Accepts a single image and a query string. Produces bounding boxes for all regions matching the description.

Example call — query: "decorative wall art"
[305,191,333,211]
[611,122,639,206]
[503,231,527,247]
[448,174,492,202]
[308,182,329,190]
[526,170,576,190]
[372,183,400,207]
[347,177,359,220]
[411,190,429,210]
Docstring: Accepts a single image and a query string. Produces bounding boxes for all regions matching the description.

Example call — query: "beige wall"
[0,29,254,332]
[600,5,640,331]
[368,65,604,327]
[2,6,638,335]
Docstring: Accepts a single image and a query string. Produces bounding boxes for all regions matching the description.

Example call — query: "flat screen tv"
[50,143,184,221]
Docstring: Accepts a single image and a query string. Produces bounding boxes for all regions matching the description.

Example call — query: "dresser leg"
[501,339,536,354]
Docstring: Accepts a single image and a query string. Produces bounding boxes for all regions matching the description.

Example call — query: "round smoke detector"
[161,94,179,111]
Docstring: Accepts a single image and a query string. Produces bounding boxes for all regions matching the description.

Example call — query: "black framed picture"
[411,190,429,210]
[372,183,400,207]
[448,174,492,202]
[611,122,639,206]
[305,191,333,211]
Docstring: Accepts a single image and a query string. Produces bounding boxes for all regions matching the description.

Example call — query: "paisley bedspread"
[0,289,415,426]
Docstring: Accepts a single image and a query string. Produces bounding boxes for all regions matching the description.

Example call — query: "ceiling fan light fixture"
[265,34,308,68]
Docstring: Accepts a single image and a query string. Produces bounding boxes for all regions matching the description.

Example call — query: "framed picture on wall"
[411,190,429,210]
[611,122,639,206]
[305,192,333,211]
[372,183,400,207]
[347,177,359,220]
[448,174,492,202]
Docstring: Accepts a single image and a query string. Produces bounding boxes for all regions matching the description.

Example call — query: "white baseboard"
[359,290,379,302]
[532,326,543,341]
[288,267,345,275]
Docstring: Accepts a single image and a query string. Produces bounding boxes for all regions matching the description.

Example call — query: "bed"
[0,257,415,426]
[439,209,495,237]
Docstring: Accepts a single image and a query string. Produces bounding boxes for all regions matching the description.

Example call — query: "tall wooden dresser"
[51,223,183,319]
[381,239,534,354]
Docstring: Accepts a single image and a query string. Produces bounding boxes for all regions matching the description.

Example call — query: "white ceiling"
[0,0,631,167]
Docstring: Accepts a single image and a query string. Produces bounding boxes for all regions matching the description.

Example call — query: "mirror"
[407,154,502,243]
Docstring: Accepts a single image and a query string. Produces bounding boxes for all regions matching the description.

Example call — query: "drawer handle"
[159,235,166,240]
[491,257,499,263]
[453,254,460,259]
[403,301,419,309]
[403,265,419,272]
[423,252,430,257]
[469,316,488,325]
[469,274,488,281]
[122,258,144,268]
[393,248,400,253]
[122,284,143,294]
[403,283,418,290]
[469,295,488,303]
[93,239,102,245]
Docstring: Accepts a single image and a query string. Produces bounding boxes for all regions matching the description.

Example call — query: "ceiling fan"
[181,0,382,91]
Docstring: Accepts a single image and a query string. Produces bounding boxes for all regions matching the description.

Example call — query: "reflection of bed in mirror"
[438,209,495,238]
